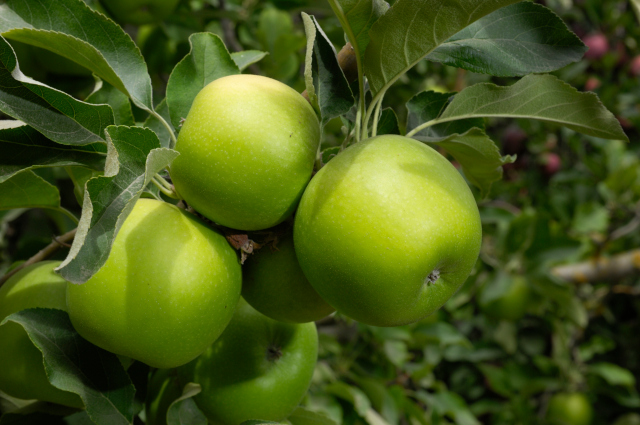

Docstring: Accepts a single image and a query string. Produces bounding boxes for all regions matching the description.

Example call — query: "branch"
[551,249,640,284]
[0,228,77,287]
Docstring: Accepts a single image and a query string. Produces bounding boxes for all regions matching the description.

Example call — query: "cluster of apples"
[0,75,482,424]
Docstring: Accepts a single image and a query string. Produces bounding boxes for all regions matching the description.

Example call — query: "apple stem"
[151,176,180,199]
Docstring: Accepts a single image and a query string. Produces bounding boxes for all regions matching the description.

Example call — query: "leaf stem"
[151,176,180,199]
[371,98,383,138]
[0,228,77,287]
[151,110,177,148]
[406,118,438,138]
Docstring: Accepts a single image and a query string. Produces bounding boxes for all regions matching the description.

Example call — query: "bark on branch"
[0,228,77,287]
[551,249,640,284]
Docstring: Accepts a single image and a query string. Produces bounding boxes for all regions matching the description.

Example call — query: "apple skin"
[480,276,531,321]
[66,199,242,369]
[178,298,318,425]
[294,135,482,327]
[242,233,335,323]
[100,0,180,25]
[0,261,83,408]
[546,393,593,425]
[171,74,321,231]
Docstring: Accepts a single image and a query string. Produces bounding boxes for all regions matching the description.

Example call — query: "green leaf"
[589,363,636,388]
[231,50,269,71]
[327,0,389,63]
[302,13,319,109]
[166,33,240,130]
[426,74,629,141]
[571,202,609,235]
[376,108,400,136]
[325,382,371,416]
[301,14,354,125]
[632,0,640,24]
[144,99,174,149]
[0,123,105,183]
[416,391,480,425]
[1,308,135,425]
[0,170,60,211]
[288,407,339,425]
[427,2,587,76]
[57,126,179,284]
[0,36,114,145]
[407,91,515,198]
[0,0,154,112]
[364,0,520,98]
[66,166,102,206]
[86,79,134,126]
[406,90,484,141]
[430,128,515,197]
[166,383,207,425]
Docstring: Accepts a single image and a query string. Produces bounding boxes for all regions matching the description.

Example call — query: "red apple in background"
[631,55,640,77]
[583,33,609,60]
[584,77,601,92]
[540,152,562,176]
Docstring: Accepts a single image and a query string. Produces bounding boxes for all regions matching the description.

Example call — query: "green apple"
[546,392,593,425]
[0,261,83,408]
[100,0,180,25]
[479,274,531,321]
[171,74,321,231]
[294,135,482,327]
[178,298,318,425]
[242,233,334,323]
[145,369,182,425]
[66,199,242,369]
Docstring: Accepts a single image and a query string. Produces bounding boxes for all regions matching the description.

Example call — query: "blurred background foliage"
[1,0,639,424]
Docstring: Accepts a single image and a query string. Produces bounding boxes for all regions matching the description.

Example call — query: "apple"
[631,55,640,77]
[480,275,531,321]
[242,233,334,323]
[178,298,318,425]
[584,77,601,92]
[170,74,321,231]
[66,199,242,369]
[546,392,593,425]
[0,261,83,408]
[145,369,182,425]
[583,33,609,60]
[294,135,482,327]
[100,0,180,25]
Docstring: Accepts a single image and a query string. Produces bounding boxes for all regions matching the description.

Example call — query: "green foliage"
[0,0,638,424]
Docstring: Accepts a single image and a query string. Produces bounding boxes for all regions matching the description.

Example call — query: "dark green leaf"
[166,33,240,130]
[376,108,400,135]
[1,308,135,425]
[0,123,105,183]
[301,14,354,125]
[166,383,207,425]
[427,2,587,76]
[57,126,179,284]
[0,170,60,211]
[364,0,520,97]
[0,0,154,111]
[0,36,114,145]
[231,51,269,71]
[86,79,134,126]
[424,74,629,141]
[429,128,515,198]
[406,91,483,141]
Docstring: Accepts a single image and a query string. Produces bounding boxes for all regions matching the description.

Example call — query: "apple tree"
[0,0,636,424]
